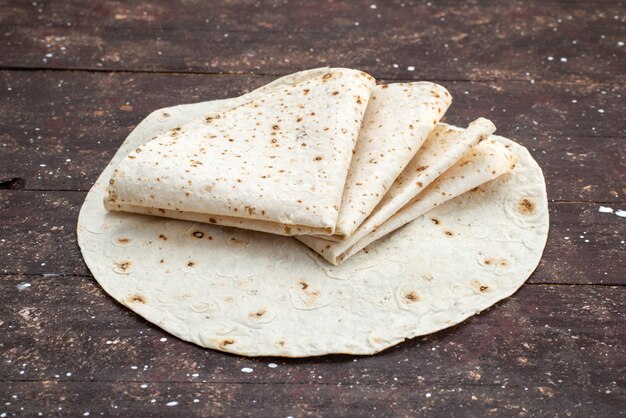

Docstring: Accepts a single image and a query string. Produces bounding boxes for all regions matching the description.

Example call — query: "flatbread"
[376,118,496,226]
[331,82,451,239]
[106,68,376,236]
[298,134,516,265]
[308,118,493,235]
[77,88,549,356]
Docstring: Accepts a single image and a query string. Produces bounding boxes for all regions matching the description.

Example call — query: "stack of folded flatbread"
[78,68,548,357]
[105,68,515,265]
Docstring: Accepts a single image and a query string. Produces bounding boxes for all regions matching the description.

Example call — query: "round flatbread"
[77,85,548,357]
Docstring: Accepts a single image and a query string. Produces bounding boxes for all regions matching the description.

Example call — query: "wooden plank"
[1,191,624,284]
[1,70,624,202]
[1,1,624,82]
[0,277,623,417]
[0,381,623,417]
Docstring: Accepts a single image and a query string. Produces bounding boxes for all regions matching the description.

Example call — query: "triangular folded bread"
[329,82,451,240]
[297,123,515,264]
[106,68,376,236]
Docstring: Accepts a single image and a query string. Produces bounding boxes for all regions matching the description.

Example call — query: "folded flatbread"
[298,133,516,264]
[297,119,497,263]
[330,82,451,240]
[105,68,376,236]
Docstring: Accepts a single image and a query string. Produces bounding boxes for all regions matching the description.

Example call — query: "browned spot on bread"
[117,238,130,244]
[135,148,142,153]
[158,234,167,241]
[299,281,309,290]
[219,339,235,348]
[303,89,310,95]
[109,179,115,185]
[500,260,509,267]
[444,230,454,237]
[158,208,165,214]
[403,291,420,303]
[484,259,493,265]
[296,117,302,122]
[187,260,195,267]
[209,218,217,223]
[244,206,256,215]
[272,124,280,130]
[355,95,362,104]
[314,156,323,161]
[471,280,490,293]
[277,340,286,347]
[127,294,146,304]
[518,198,535,214]
[332,91,339,95]
[416,181,423,187]
[117,260,131,271]
[323,73,332,79]
[192,231,204,239]
[415,166,428,172]
[249,309,267,318]
[431,218,439,225]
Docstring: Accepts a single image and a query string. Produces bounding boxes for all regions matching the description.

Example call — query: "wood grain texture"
[0,190,624,285]
[0,0,624,415]
[1,71,624,202]
[1,1,624,82]
[1,275,624,416]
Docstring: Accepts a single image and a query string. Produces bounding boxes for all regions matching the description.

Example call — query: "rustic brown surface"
[1,1,625,83]
[0,0,624,416]
[1,275,624,416]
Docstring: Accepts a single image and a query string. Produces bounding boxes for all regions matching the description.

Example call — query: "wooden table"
[1,1,624,416]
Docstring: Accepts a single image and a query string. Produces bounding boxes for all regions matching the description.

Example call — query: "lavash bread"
[106,68,376,236]
[76,69,549,357]
[374,118,497,227]
[298,133,516,265]
[330,82,451,240]
[77,106,548,357]
[297,119,499,264]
